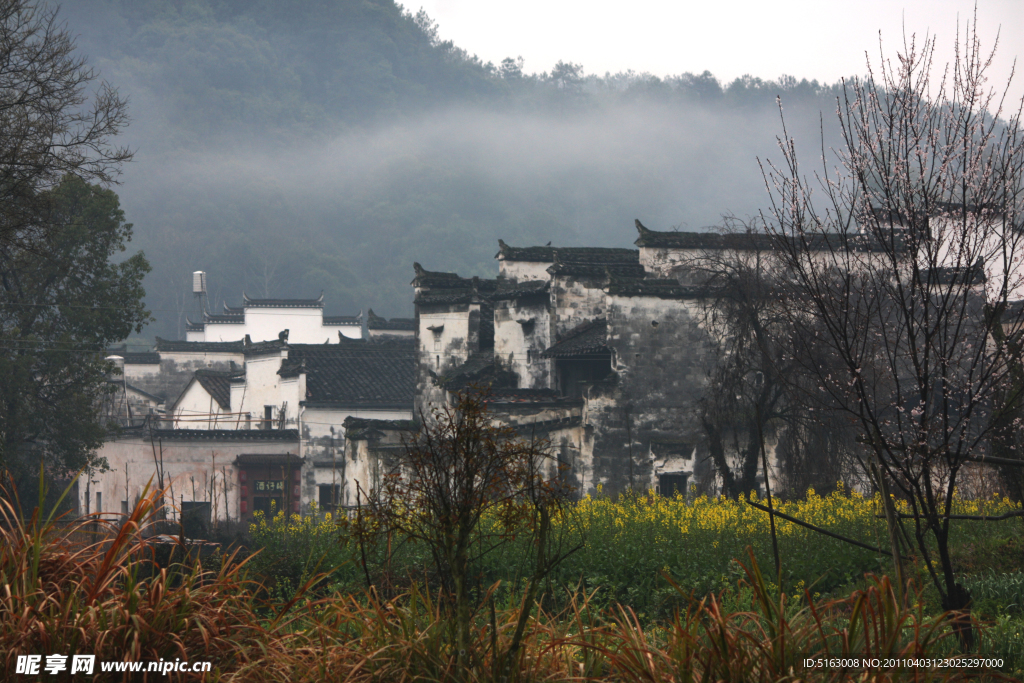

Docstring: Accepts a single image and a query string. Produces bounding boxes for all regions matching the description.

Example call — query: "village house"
[85,287,417,524]
[86,214,1011,525]
[185,271,364,343]
[90,219,911,524]
[347,220,789,499]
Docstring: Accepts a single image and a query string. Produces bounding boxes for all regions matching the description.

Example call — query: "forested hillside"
[60,0,842,339]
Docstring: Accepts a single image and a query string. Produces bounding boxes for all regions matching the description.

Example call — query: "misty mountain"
[57,0,844,340]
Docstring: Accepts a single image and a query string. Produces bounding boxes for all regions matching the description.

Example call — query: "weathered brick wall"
[550,274,608,337]
[127,358,236,406]
[416,303,478,415]
[581,293,712,496]
[493,297,554,389]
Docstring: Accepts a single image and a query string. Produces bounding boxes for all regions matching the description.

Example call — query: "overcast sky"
[417,0,1023,106]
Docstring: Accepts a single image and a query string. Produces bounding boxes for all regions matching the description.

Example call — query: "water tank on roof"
[193,271,207,295]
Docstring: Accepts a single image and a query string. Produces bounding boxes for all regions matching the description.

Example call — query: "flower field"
[477,486,1019,614]
[250,486,1024,619]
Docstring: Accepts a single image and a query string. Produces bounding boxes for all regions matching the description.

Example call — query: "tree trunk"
[738,419,761,496]
[703,418,737,497]
[453,532,472,675]
[935,526,974,650]
[502,506,550,678]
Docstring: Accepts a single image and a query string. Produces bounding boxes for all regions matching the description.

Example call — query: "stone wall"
[579,292,711,496]
[549,274,608,337]
[493,295,554,389]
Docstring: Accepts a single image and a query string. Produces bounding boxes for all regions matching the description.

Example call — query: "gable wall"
[550,275,607,337]
[573,293,712,496]
[232,351,302,428]
[172,380,230,429]
[243,308,326,343]
[416,303,477,414]
[493,298,554,389]
[498,260,552,282]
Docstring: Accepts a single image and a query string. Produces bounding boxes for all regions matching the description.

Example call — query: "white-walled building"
[89,333,416,522]
[186,292,363,343]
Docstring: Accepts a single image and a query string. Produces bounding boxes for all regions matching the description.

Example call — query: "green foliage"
[247,503,351,598]
[0,176,150,478]
[964,572,1024,617]
[244,486,1023,625]
[978,614,1024,677]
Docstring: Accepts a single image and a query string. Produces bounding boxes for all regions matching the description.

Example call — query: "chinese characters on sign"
[254,480,284,492]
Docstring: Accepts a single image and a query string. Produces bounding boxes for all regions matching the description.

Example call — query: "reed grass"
[1,483,1016,681]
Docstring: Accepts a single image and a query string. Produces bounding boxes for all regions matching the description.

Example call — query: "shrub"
[247,503,353,598]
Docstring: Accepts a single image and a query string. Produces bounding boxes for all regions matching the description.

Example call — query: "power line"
[0,301,379,317]
[0,339,603,362]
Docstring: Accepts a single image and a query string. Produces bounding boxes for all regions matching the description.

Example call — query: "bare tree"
[685,218,860,499]
[247,250,282,298]
[352,390,581,675]
[760,18,1024,646]
[689,226,790,498]
[0,0,131,250]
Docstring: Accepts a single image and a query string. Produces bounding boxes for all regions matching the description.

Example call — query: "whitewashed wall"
[171,380,231,429]
[84,437,296,523]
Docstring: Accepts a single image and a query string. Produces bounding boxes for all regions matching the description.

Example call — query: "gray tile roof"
[633,219,775,250]
[155,337,245,354]
[343,416,419,440]
[106,380,165,403]
[633,219,896,253]
[366,309,416,330]
[194,370,238,410]
[150,428,299,442]
[123,352,161,365]
[438,352,496,389]
[492,279,550,301]
[542,319,609,358]
[289,344,415,409]
[547,262,647,278]
[411,262,470,288]
[234,453,303,467]
[242,292,324,308]
[323,315,362,326]
[496,240,639,264]
[242,339,288,356]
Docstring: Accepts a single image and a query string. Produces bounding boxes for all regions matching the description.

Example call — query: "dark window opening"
[319,484,341,511]
[555,354,612,398]
[181,501,211,537]
[263,406,274,430]
[659,472,689,498]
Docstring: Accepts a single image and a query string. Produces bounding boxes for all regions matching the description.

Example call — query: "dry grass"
[1,487,1012,682]
[0,484,276,681]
